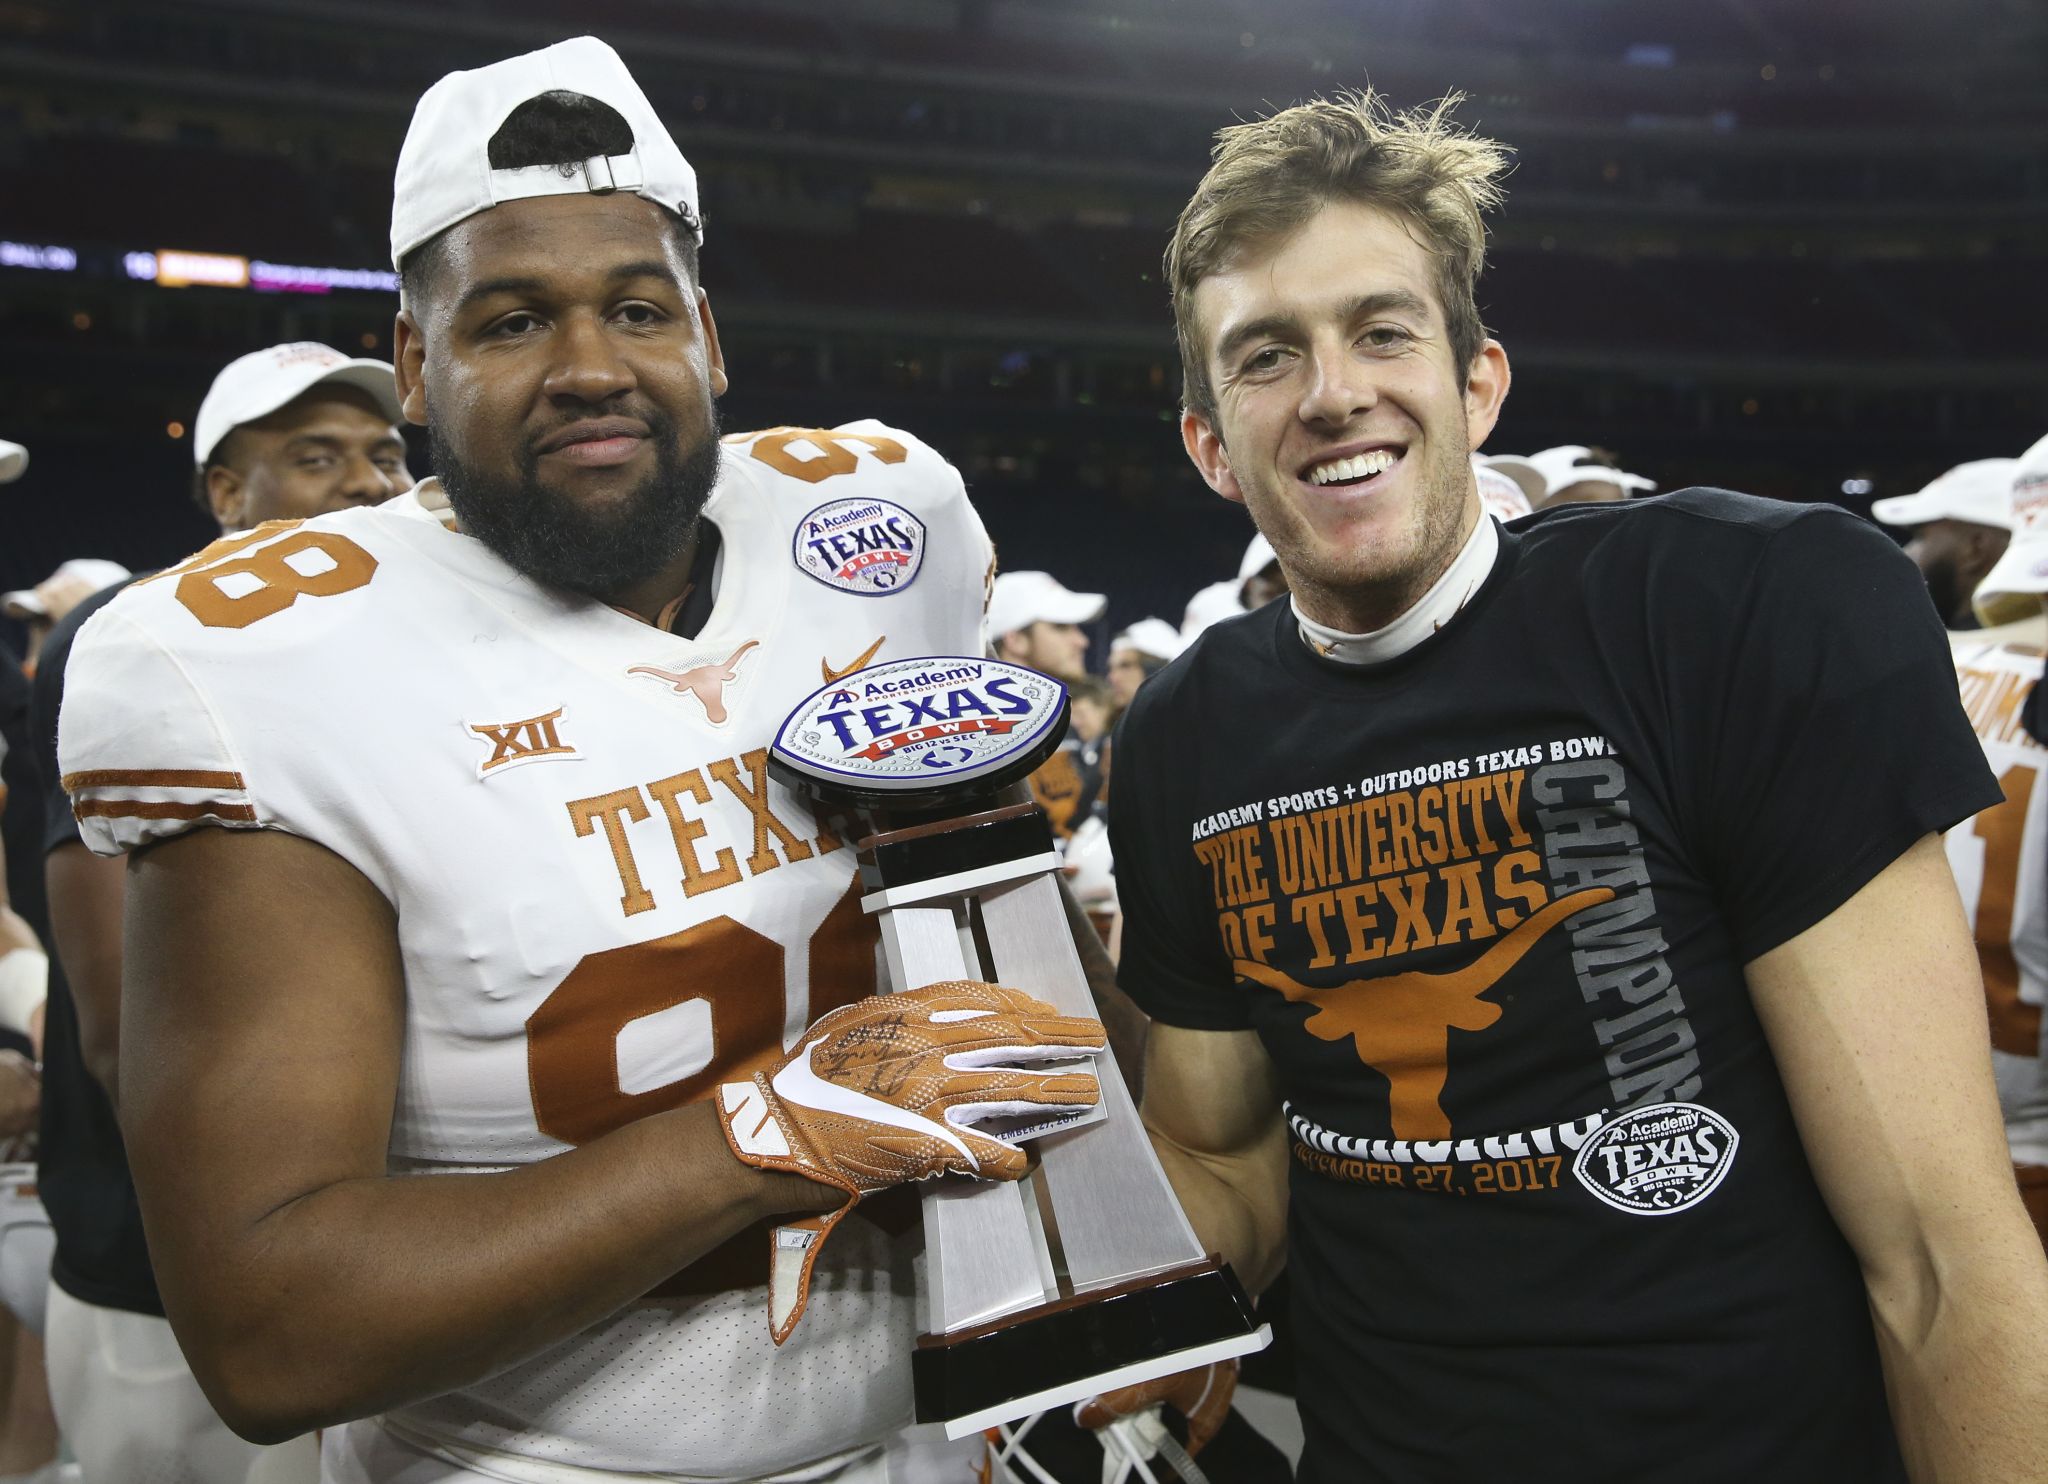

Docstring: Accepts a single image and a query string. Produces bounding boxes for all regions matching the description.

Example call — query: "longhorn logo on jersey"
[627,640,760,726]
[793,497,926,596]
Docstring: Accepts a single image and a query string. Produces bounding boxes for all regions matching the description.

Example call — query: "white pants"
[321,1418,981,1484]
[0,1168,52,1335]
[43,1282,319,1484]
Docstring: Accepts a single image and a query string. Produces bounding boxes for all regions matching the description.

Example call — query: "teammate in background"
[2,562,132,672]
[1872,457,2020,632]
[60,39,1100,1484]
[1106,619,1185,711]
[1181,533,1286,640]
[0,437,65,1484]
[1942,433,2048,1249]
[1108,90,2048,1482]
[1481,443,1657,509]
[33,339,410,1484]
[1470,456,1532,522]
[989,569,1106,840]
[988,568,1103,682]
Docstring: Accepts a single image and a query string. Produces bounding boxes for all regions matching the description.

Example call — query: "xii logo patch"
[469,707,578,778]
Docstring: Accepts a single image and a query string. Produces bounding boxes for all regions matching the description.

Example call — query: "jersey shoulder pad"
[57,598,259,856]
[719,420,968,520]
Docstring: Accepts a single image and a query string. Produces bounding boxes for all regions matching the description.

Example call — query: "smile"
[1305,448,1401,487]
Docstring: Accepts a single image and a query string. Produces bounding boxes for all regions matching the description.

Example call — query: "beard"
[1248,428,1473,629]
[432,404,722,603]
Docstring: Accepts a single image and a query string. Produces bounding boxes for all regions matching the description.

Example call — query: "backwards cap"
[390,36,701,272]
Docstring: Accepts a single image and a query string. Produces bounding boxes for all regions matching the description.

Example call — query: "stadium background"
[2,0,2044,650]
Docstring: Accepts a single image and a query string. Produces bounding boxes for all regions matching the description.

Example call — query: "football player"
[1948,434,2048,1250]
[35,339,409,1484]
[59,37,1101,1484]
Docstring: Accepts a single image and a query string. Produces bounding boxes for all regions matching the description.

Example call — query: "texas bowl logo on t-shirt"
[793,496,926,596]
[1571,1101,1739,1215]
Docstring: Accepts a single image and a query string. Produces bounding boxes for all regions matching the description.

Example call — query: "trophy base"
[912,1257,1272,1439]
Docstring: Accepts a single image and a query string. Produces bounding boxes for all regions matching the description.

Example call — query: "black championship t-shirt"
[31,577,162,1315]
[1111,491,1999,1484]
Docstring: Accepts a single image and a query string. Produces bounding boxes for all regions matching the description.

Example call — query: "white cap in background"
[0,439,25,485]
[391,36,702,271]
[1473,457,1533,521]
[1236,532,1278,584]
[2,558,132,621]
[1111,617,1187,663]
[1870,458,2018,532]
[1973,435,2048,604]
[1483,445,1655,504]
[195,343,404,467]
[986,570,1107,642]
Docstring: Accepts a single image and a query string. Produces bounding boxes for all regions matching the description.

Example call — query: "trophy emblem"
[770,656,1270,1437]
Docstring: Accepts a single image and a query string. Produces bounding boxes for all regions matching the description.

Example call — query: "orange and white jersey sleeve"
[60,542,315,857]
[1946,622,2048,1166]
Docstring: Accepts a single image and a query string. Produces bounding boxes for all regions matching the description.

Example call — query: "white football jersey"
[60,423,993,1480]
[1947,616,2048,1165]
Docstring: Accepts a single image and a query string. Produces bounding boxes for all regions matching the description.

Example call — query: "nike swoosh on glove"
[717,979,1104,1343]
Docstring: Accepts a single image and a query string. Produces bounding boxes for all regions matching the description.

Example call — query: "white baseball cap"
[2,558,132,621]
[986,570,1107,641]
[194,343,404,467]
[1483,445,1655,503]
[1973,436,2048,604]
[391,36,702,272]
[1236,532,1279,585]
[1111,617,1187,663]
[1473,457,1533,521]
[0,439,25,485]
[1870,458,2018,532]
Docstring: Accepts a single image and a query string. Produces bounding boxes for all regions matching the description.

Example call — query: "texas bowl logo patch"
[1571,1101,1738,1216]
[793,497,925,596]
[769,655,1066,805]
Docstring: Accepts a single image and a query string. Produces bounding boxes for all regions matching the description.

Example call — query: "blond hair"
[1166,91,1511,424]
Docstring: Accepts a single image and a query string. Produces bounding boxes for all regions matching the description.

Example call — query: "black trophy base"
[912,1256,1269,1435]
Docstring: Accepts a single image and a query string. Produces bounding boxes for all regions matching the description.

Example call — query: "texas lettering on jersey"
[58,421,996,1479]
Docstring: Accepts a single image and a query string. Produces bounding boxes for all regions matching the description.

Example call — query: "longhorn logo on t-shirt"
[1234,888,1613,1138]
[628,640,760,726]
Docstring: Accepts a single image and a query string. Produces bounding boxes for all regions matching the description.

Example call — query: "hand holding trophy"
[768,655,1270,1438]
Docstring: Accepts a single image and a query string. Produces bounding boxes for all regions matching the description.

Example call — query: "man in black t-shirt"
[1099,92,2048,1483]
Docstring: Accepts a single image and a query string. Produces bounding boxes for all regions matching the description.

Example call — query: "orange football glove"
[1074,1358,1239,1459]
[718,979,1104,1342]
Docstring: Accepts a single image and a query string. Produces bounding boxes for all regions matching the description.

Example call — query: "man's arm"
[1058,873,1149,1087]
[1139,1024,1289,1293]
[1745,832,2048,1484]
[44,842,121,1101]
[121,825,838,1444]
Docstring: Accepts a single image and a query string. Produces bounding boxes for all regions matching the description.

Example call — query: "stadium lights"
[1840,478,1874,496]
[0,240,79,271]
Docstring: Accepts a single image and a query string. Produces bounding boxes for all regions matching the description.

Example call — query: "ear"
[696,288,729,398]
[1462,339,1512,452]
[393,310,429,426]
[1181,409,1245,505]
[205,464,246,532]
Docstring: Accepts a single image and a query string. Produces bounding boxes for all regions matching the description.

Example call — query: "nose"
[543,311,637,406]
[334,452,399,507]
[1297,339,1378,429]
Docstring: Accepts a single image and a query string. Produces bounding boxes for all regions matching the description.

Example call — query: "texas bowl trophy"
[769,656,1270,1438]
